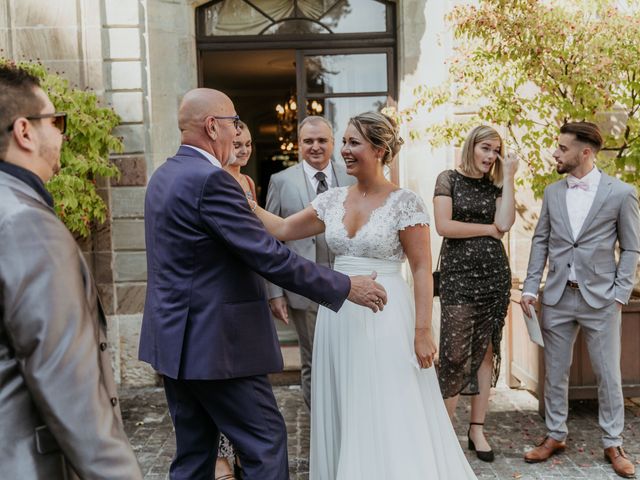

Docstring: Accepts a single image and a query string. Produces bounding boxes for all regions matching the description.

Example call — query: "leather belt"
[566,280,580,289]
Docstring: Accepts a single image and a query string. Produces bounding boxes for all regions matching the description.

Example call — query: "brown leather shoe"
[605,446,636,478]
[524,436,566,463]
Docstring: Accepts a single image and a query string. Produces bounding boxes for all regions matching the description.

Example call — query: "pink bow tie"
[567,178,589,191]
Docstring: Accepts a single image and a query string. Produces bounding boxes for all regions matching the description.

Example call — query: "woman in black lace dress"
[433,125,518,462]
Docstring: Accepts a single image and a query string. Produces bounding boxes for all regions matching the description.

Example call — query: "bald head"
[178,88,239,165]
[178,88,233,132]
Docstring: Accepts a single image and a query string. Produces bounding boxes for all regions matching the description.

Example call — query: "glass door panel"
[299,49,394,161]
[307,95,389,160]
[305,53,388,94]
[325,0,389,34]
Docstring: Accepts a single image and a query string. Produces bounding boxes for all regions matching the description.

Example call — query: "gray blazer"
[523,172,640,309]
[0,171,142,479]
[265,160,354,309]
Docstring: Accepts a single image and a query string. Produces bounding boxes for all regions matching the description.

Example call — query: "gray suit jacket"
[523,171,640,309]
[265,160,355,309]
[0,171,142,479]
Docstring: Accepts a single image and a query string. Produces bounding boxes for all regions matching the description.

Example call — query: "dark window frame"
[196,0,399,181]
[196,0,396,48]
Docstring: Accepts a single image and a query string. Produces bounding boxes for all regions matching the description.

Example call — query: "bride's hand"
[414,328,437,369]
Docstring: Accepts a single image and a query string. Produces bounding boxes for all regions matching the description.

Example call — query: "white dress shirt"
[566,167,600,281]
[302,160,333,192]
[182,144,222,168]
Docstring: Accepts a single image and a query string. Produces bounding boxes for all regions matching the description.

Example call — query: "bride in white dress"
[252,112,477,480]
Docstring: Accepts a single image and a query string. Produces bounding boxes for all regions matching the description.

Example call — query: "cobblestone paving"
[121,385,640,479]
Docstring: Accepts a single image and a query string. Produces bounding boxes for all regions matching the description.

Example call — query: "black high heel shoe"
[467,422,495,462]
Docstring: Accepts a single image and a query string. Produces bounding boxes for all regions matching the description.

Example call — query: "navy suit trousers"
[163,375,288,480]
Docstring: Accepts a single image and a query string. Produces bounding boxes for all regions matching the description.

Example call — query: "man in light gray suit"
[521,122,639,478]
[0,64,142,479]
[266,115,355,408]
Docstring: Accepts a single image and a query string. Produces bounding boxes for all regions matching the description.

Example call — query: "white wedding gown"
[310,187,477,480]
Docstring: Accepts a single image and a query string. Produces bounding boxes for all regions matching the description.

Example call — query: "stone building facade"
[1,0,538,386]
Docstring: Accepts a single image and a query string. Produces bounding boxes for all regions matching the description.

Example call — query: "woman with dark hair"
[433,125,518,462]
[250,112,477,479]
[224,120,257,201]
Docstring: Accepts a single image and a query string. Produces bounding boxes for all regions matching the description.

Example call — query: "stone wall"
[1,0,104,90]
[1,0,156,385]
[102,0,155,385]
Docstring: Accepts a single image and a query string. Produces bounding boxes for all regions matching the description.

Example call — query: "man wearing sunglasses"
[0,64,142,479]
[139,88,387,480]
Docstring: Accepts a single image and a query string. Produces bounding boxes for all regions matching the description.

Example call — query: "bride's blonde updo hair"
[348,111,404,166]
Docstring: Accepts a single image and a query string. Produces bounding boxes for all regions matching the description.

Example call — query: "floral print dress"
[434,170,511,398]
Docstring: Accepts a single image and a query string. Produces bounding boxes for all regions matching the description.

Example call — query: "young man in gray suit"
[266,116,355,408]
[0,64,142,479]
[521,122,639,478]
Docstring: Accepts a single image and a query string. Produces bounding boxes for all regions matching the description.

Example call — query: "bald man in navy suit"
[139,88,387,480]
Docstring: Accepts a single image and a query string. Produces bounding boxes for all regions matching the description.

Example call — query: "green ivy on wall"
[1,58,122,237]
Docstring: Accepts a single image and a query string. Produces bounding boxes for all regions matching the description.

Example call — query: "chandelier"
[275,94,324,156]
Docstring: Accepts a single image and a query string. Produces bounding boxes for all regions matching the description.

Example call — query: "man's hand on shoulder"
[269,296,289,324]
[347,272,388,313]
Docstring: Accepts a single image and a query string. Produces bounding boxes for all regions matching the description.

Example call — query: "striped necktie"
[315,171,328,194]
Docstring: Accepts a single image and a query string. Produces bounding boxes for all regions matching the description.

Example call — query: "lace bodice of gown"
[311,187,430,261]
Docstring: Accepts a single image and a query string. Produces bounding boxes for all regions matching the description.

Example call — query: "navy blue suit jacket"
[139,146,350,380]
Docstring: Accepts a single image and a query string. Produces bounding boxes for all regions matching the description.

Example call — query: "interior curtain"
[204,0,339,35]
[297,0,333,19]
[204,0,294,35]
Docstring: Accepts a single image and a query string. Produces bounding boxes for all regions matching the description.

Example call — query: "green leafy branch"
[1,58,122,237]
[398,0,640,198]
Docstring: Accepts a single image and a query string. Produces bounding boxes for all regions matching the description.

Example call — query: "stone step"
[281,344,301,371]
[269,344,301,386]
[275,321,299,345]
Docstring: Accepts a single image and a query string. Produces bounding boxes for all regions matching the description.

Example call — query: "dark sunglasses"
[6,112,68,135]
[212,115,240,129]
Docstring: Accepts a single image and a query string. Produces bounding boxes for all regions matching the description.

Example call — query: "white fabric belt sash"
[334,255,402,275]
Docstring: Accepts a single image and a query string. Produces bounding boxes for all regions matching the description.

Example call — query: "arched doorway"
[196,0,397,344]
[196,0,398,203]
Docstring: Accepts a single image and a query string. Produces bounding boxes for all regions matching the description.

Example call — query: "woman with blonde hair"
[433,125,518,462]
[250,111,477,479]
